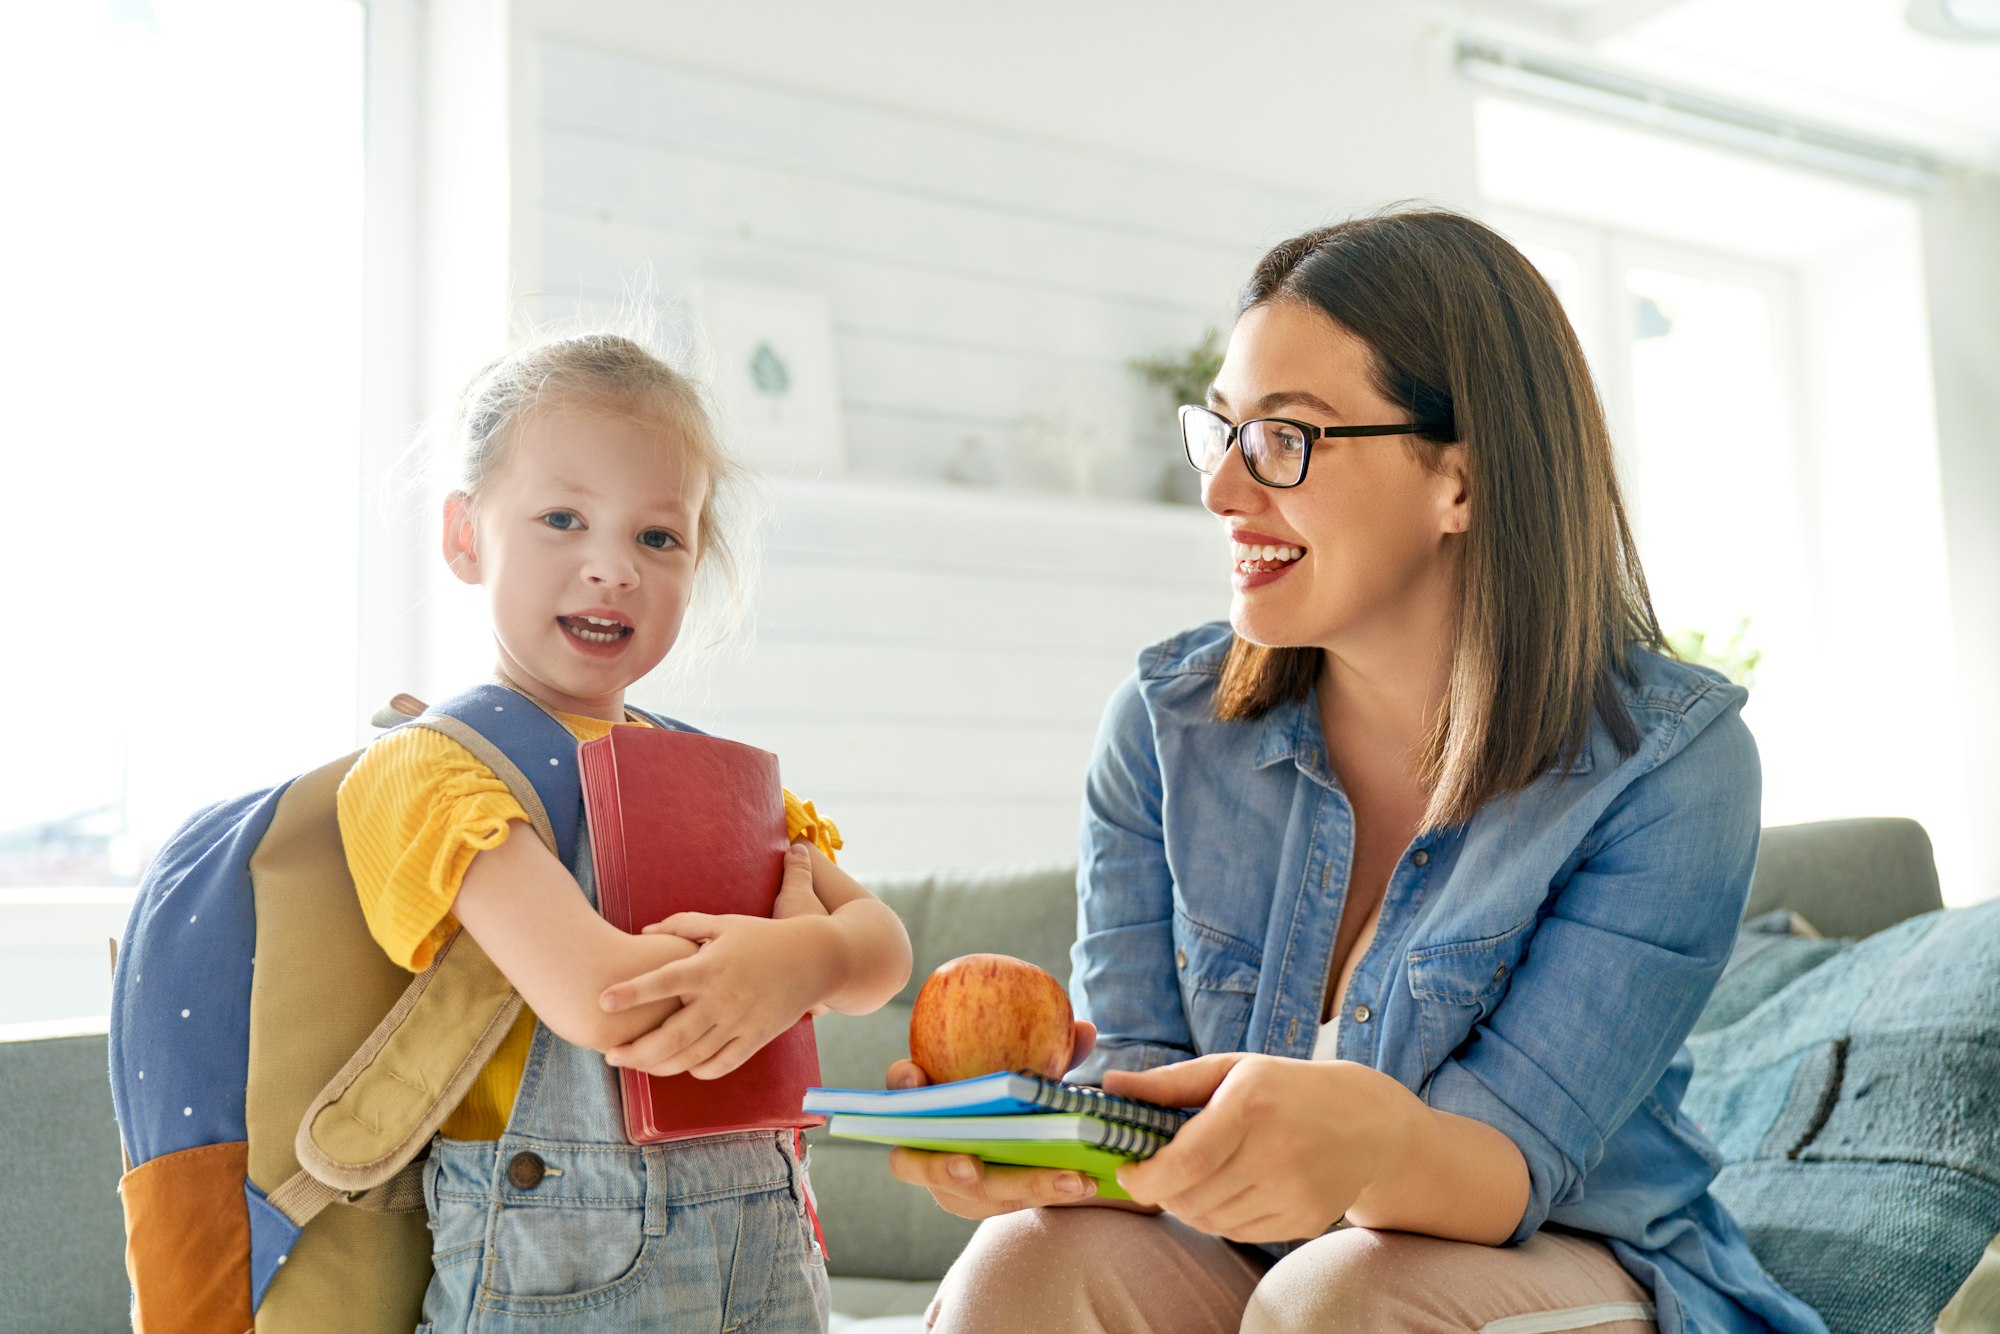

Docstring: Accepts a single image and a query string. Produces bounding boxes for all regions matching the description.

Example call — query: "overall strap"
[625,702,702,735]
[277,684,586,1224]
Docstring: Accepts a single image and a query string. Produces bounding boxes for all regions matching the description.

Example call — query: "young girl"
[338,332,912,1331]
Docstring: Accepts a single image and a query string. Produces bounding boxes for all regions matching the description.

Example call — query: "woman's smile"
[1231,526,1308,588]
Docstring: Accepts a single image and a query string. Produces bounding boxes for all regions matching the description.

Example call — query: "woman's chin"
[1230,604,1310,650]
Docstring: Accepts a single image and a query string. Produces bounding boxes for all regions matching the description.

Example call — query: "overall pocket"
[478,1147,656,1308]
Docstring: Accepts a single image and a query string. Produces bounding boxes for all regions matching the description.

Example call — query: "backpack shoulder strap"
[281,684,584,1217]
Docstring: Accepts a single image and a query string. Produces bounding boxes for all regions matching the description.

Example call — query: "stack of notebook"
[803,1071,1194,1200]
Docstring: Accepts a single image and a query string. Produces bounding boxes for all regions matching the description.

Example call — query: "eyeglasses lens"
[1181,407,1229,474]
[1241,419,1308,486]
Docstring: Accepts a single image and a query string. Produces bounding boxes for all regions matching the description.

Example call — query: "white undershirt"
[1310,1016,1342,1061]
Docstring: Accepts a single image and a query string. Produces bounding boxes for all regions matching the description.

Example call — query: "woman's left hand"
[1103,1053,1413,1245]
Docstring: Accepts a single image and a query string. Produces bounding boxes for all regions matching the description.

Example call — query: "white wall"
[515,0,1481,211]
[371,0,1998,887]
[380,0,1489,874]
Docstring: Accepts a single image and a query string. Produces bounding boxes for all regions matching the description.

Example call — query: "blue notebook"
[803,1070,1193,1138]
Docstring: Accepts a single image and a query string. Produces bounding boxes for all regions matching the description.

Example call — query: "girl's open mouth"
[558,614,633,646]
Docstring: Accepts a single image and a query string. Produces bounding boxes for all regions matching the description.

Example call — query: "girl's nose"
[1201,438,1264,518]
[582,538,641,588]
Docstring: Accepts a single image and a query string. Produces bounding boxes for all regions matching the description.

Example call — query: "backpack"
[108,684,636,1333]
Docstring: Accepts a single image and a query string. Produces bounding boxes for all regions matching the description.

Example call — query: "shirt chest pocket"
[1406,919,1532,1072]
[1173,910,1262,1056]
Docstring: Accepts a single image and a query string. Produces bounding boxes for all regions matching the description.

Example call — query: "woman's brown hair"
[1214,207,1665,831]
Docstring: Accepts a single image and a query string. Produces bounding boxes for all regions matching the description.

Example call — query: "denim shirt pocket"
[1172,908,1262,1055]
[1407,917,1534,1073]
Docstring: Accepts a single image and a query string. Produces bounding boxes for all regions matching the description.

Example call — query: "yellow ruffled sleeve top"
[337,709,841,1140]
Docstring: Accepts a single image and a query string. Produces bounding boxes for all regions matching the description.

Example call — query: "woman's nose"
[1201,438,1264,517]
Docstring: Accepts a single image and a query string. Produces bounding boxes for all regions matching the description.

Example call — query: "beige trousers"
[926,1208,1659,1334]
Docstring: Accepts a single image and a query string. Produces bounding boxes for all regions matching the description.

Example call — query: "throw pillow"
[1684,901,2000,1334]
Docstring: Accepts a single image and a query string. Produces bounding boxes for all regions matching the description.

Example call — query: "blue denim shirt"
[1069,622,1827,1334]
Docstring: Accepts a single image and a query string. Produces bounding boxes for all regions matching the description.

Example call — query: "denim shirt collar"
[1252,694,1322,775]
[1250,686,1596,781]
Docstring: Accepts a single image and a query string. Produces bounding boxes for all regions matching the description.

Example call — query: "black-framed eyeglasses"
[1179,404,1425,489]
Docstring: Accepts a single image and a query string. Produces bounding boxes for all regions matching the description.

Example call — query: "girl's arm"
[779,843,914,1014]
[450,819,701,1052]
[593,844,913,1077]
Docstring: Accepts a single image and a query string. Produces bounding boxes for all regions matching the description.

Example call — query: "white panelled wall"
[428,41,1302,872]
[629,481,1222,873]
[528,43,1328,484]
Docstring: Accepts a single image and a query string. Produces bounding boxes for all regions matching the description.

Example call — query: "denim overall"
[416,844,830,1332]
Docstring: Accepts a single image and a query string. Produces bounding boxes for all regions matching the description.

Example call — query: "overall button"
[1352,1004,1372,1024]
[507,1151,546,1190]
[1411,849,1430,868]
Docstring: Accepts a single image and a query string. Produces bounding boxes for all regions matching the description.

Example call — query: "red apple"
[908,953,1074,1084]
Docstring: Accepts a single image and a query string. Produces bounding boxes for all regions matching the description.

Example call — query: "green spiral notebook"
[824,1112,1169,1201]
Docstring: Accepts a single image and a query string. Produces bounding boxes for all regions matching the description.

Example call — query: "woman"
[888,210,1827,1333]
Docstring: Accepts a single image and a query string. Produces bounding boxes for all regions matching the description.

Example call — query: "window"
[1479,95,1973,903]
[0,1,365,1024]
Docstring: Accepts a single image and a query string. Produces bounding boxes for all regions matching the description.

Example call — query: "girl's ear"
[1435,442,1471,535]
[442,491,482,585]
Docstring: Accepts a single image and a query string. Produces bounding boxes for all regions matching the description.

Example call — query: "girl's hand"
[600,913,829,1078]
[885,1021,1149,1220]
[767,842,828,921]
[1102,1053,1412,1245]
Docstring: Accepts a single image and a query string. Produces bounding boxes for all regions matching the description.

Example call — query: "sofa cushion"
[1684,901,2000,1333]
[0,1028,130,1333]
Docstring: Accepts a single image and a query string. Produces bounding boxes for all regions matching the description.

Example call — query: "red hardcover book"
[578,725,824,1144]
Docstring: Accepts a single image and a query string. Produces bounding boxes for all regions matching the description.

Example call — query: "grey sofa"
[0,819,1976,1332]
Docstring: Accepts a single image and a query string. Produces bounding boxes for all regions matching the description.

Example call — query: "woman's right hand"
[885,1020,1156,1219]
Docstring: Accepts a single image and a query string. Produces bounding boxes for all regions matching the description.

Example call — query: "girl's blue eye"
[542,511,581,531]
[639,529,679,551]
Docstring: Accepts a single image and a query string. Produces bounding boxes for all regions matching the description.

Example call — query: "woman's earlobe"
[1439,445,1473,534]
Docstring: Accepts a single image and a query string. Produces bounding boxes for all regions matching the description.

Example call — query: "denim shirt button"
[1287,1017,1300,1045]
[1494,965,1508,983]
[1411,849,1430,868]
[1353,1004,1372,1024]
[1175,947,1187,970]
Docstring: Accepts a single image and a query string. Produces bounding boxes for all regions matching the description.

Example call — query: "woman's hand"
[1103,1053,1418,1245]
[884,1021,1158,1219]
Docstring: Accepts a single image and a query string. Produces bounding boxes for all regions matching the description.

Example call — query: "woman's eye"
[639,529,679,551]
[541,511,581,531]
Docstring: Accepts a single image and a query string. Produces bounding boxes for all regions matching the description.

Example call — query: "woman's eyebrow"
[1251,390,1342,417]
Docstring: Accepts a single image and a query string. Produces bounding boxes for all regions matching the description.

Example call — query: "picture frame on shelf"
[690,281,846,479]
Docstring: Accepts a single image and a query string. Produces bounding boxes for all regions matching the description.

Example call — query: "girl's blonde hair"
[446,331,756,659]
